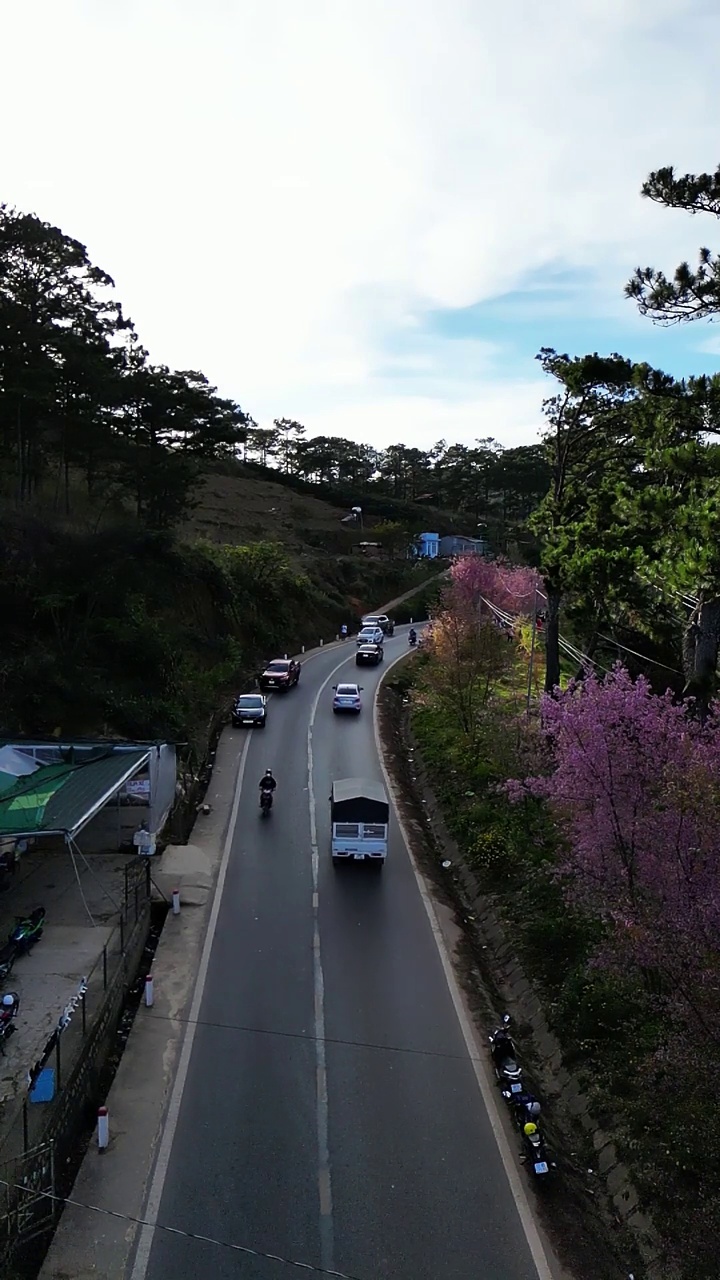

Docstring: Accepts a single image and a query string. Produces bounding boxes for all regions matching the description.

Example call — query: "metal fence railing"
[0,858,151,1250]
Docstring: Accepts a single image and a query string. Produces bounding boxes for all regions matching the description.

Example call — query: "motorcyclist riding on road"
[259,769,277,794]
[408,628,417,645]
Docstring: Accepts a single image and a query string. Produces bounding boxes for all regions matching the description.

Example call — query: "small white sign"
[133,829,156,856]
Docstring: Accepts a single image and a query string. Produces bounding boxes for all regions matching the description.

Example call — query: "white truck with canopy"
[330,778,389,865]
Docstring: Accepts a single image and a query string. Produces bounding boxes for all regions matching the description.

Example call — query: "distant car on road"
[232,693,267,728]
[356,626,384,647]
[356,643,383,667]
[332,683,363,714]
[259,658,301,692]
[361,613,395,635]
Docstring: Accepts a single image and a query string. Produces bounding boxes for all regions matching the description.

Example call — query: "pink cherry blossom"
[450,554,542,619]
[509,666,720,1036]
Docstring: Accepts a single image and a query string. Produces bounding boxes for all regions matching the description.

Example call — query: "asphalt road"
[138,631,543,1280]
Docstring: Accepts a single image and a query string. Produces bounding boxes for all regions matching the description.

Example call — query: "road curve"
[135,630,544,1280]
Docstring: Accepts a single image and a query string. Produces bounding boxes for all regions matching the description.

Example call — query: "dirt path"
[380,568,448,613]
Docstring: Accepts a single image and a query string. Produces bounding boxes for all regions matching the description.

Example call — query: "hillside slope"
[182,465,464,555]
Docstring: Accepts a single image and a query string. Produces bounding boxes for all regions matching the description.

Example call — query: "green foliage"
[370,519,412,558]
[410,627,720,1276]
[0,204,253,527]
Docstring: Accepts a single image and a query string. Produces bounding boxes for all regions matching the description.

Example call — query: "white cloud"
[285,381,547,454]
[694,334,720,356]
[1,0,719,446]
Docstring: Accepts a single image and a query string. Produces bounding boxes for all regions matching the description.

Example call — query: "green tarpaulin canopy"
[0,748,151,838]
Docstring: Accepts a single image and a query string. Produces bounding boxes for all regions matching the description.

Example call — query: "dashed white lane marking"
[307,652,356,1272]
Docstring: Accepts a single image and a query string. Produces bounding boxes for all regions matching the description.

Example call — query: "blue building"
[417,532,440,559]
[439,534,488,557]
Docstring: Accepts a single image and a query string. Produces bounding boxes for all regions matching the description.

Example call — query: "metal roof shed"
[0,748,151,840]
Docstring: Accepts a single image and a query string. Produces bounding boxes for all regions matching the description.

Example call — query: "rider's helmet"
[526,1101,541,1118]
[523,1122,538,1136]
[265,768,273,777]
[2,995,14,1008]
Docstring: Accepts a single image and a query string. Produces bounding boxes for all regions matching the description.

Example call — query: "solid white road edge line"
[307,650,360,1273]
[128,727,253,1280]
[373,645,556,1280]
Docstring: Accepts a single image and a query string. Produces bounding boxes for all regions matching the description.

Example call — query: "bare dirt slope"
[183,472,349,551]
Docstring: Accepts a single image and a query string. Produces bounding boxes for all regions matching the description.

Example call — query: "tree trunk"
[544,585,562,694]
[683,594,720,720]
[574,630,598,682]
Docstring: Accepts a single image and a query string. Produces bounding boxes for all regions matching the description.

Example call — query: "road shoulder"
[38,732,244,1280]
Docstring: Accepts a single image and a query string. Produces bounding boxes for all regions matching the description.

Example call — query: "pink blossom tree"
[509,666,720,1037]
[450,554,542,620]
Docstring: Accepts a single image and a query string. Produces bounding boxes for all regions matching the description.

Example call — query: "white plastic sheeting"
[0,746,38,777]
[148,744,177,836]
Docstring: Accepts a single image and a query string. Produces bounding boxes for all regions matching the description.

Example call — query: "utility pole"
[525,587,538,717]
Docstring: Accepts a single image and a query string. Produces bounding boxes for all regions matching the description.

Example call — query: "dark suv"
[232,693,267,728]
[259,658,301,692]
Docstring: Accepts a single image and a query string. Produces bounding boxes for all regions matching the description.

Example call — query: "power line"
[596,634,682,675]
[479,589,682,679]
[478,593,608,675]
[134,1007,483,1066]
[0,1178,366,1280]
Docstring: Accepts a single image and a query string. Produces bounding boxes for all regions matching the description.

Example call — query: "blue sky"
[2,0,720,451]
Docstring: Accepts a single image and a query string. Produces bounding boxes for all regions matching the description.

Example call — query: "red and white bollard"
[172,889,180,916]
[145,974,154,1007]
[97,1106,109,1152]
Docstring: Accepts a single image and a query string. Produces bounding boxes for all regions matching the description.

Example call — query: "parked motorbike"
[0,907,46,980]
[489,1014,523,1088]
[0,992,20,1054]
[520,1122,556,1179]
[259,790,273,817]
[10,907,45,955]
[501,1086,542,1129]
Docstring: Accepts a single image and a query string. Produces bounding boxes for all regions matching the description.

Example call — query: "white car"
[332,683,363,714]
[356,625,384,647]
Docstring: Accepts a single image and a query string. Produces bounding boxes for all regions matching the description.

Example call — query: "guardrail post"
[172,889,180,915]
[97,1106,109,1152]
